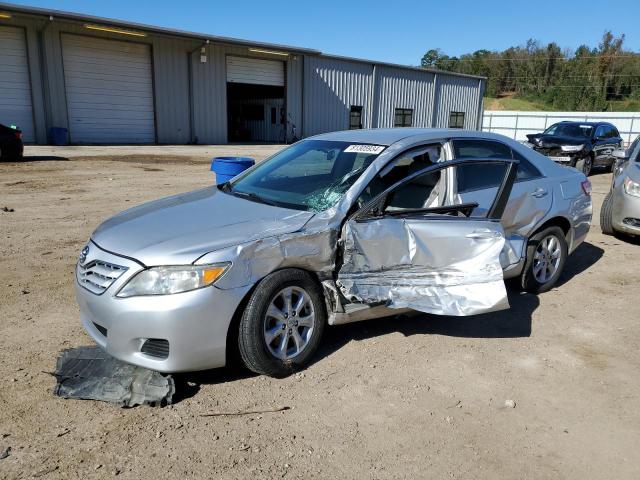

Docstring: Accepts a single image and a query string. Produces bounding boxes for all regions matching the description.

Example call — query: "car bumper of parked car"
[532,148,588,167]
[75,245,251,373]
[611,190,640,236]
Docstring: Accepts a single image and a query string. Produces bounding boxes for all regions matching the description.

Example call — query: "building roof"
[0,2,321,55]
[0,2,486,81]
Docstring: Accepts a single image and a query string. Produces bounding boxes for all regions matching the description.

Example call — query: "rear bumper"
[75,243,251,372]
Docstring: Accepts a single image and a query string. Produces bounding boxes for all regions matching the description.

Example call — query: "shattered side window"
[385,169,446,211]
[356,144,444,207]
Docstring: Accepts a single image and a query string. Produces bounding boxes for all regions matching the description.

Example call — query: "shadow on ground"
[173,241,605,403]
[612,232,640,246]
[556,241,604,287]
[4,156,69,162]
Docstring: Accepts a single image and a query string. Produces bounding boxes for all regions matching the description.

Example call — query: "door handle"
[531,188,548,198]
[465,230,502,240]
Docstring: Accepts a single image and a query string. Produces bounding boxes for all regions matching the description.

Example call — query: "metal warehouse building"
[0,3,485,145]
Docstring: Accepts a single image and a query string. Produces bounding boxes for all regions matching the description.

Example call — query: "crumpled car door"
[336,159,517,316]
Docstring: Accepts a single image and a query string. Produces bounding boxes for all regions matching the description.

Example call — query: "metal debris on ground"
[52,346,174,407]
[0,446,11,460]
[200,406,291,417]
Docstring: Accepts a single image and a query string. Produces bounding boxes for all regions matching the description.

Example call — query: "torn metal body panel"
[75,129,592,373]
[53,346,174,407]
[337,217,509,316]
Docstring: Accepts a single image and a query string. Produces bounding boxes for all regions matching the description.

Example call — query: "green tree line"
[421,32,640,111]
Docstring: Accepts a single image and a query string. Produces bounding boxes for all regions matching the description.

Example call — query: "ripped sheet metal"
[337,218,509,316]
[197,223,338,290]
[53,346,174,407]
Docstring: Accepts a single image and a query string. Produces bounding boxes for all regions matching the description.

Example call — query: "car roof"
[308,128,511,146]
[556,121,611,127]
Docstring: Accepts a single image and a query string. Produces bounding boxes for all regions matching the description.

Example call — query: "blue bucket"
[211,157,255,185]
[49,127,68,146]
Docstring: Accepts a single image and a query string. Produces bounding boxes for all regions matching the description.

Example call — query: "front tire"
[600,192,615,235]
[238,269,326,377]
[575,155,593,176]
[520,226,568,294]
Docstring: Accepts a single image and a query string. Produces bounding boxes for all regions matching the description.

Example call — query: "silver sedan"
[601,136,640,237]
[75,129,592,376]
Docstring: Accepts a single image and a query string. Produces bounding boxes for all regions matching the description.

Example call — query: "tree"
[419,31,640,111]
[421,49,443,68]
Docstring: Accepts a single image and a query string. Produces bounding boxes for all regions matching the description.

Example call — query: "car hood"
[526,134,589,147]
[91,187,314,266]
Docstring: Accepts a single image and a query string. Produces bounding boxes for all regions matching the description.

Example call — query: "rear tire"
[238,269,326,378]
[520,226,568,294]
[600,192,615,235]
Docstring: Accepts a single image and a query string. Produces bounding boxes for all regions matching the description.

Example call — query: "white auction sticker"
[344,144,386,154]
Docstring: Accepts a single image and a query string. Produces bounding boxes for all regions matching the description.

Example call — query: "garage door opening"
[226,56,286,143]
[227,83,285,142]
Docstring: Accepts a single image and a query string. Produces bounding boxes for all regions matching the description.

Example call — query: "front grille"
[534,146,564,157]
[140,339,170,359]
[77,260,128,295]
[623,218,640,227]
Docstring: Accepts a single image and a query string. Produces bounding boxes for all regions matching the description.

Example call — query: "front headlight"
[623,177,640,198]
[116,263,230,297]
[561,144,585,152]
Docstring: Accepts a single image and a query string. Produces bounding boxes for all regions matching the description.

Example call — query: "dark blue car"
[0,123,23,161]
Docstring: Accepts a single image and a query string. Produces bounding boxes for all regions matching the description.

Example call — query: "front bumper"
[75,242,251,372]
[532,147,586,166]
[611,190,640,236]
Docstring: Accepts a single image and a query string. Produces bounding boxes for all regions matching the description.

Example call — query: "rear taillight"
[15,132,22,140]
[581,180,592,196]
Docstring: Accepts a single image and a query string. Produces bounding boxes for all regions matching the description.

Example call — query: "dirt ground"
[1,148,639,479]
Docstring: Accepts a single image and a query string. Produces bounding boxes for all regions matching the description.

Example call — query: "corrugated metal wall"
[303,56,374,137]
[432,74,483,129]
[152,37,195,144]
[4,11,483,145]
[286,55,303,138]
[302,57,484,136]
[373,66,435,128]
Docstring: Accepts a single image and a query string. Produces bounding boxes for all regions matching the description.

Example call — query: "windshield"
[543,123,593,138]
[224,140,386,211]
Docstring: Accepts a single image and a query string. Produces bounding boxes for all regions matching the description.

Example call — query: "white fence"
[483,111,640,146]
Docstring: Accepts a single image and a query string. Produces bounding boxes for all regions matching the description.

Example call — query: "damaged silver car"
[76,129,592,377]
[601,136,640,237]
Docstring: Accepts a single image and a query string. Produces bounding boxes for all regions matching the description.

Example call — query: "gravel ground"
[1,150,639,479]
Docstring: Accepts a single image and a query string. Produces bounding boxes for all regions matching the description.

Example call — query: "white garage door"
[0,26,35,142]
[226,56,285,86]
[62,34,155,144]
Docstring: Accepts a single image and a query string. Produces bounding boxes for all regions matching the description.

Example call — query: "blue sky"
[8,0,640,65]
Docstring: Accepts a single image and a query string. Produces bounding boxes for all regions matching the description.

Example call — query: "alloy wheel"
[263,286,316,360]
[532,235,562,284]
[582,156,592,176]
